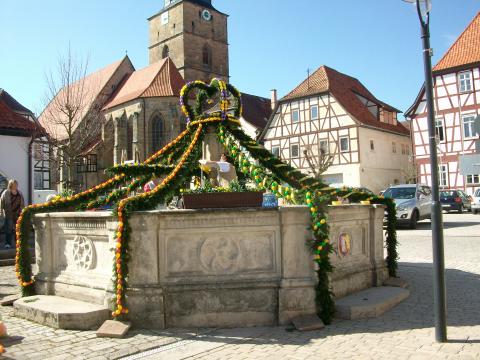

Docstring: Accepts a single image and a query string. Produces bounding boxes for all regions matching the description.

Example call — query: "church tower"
[148,0,229,83]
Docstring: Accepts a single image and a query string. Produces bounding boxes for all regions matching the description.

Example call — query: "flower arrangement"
[14,78,398,325]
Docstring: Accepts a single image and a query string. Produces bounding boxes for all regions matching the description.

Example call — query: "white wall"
[322,163,361,188]
[0,134,31,198]
[358,127,412,193]
[240,118,259,140]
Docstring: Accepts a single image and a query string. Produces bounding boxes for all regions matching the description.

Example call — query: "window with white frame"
[310,105,319,120]
[466,174,480,185]
[462,114,477,139]
[339,136,349,152]
[291,144,300,158]
[271,146,280,158]
[458,71,473,93]
[392,142,397,153]
[439,164,448,187]
[401,143,406,155]
[435,118,445,142]
[319,140,329,155]
[292,109,300,123]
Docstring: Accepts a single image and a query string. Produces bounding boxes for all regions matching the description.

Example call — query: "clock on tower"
[148,0,229,83]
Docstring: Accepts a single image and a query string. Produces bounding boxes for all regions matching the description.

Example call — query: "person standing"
[0,180,25,249]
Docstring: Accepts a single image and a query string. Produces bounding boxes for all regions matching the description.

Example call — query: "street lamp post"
[404,0,447,342]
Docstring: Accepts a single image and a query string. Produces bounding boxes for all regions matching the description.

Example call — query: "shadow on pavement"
[118,262,480,352]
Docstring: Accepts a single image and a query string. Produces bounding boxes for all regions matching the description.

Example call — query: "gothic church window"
[162,45,170,59]
[202,44,212,69]
[127,119,133,160]
[152,114,165,152]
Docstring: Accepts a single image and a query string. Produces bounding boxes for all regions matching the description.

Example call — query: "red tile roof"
[281,66,409,136]
[0,99,39,135]
[39,56,133,141]
[0,89,33,116]
[433,12,480,72]
[103,58,185,110]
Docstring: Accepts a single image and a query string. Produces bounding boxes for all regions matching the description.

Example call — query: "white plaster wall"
[358,127,412,192]
[322,163,361,188]
[240,118,260,139]
[0,135,31,196]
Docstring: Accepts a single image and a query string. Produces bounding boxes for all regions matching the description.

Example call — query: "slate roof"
[280,65,409,136]
[39,56,133,141]
[241,93,271,131]
[103,58,185,110]
[433,12,480,72]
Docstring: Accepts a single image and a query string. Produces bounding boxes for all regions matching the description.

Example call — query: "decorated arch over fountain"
[15,79,398,327]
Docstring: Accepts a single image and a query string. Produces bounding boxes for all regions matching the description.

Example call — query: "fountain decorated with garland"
[14,79,398,326]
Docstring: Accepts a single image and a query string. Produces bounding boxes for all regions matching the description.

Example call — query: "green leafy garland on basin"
[15,78,397,324]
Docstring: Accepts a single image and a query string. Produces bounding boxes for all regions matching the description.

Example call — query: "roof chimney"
[270,89,277,110]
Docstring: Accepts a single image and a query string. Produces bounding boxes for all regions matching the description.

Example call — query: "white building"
[260,66,411,193]
[405,12,480,195]
[0,89,43,203]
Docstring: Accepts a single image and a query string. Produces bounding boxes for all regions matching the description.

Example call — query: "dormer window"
[458,71,472,93]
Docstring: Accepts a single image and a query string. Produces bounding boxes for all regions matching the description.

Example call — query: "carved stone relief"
[71,236,96,270]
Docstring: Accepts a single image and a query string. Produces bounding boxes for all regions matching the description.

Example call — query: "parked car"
[470,189,480,214]
[439,189,471,213]
[383,184,432,229]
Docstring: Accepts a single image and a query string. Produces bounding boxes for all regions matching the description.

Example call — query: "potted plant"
[182,180,264,209]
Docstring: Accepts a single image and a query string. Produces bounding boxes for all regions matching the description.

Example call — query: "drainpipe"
[27,135,35,205]
[143,98,147,160]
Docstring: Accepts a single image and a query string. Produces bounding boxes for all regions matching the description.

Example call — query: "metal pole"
[418,4,448,342]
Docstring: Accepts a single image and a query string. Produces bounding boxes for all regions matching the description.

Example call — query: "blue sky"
[0,1,478,117]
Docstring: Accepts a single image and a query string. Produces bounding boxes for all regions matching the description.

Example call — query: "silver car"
[472,189,480,214]
[383,184,432,228]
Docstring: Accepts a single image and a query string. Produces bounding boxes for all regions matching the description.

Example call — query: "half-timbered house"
[260,66,411,193]
[405,12,480,195]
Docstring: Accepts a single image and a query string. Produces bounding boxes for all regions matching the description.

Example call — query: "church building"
[148,0,229,83]
[40,0,271,192]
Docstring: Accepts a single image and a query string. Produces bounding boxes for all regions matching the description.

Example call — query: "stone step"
[13,295,110,330]
[335,286,409,320]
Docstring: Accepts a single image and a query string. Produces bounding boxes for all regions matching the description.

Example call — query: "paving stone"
[0,294,20,306]
[291,314,325,332]
[96,320,131,338]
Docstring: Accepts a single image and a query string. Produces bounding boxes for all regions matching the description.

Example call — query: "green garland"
[15,78,398,325]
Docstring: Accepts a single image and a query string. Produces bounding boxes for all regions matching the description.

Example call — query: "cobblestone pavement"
[0,213,480,359]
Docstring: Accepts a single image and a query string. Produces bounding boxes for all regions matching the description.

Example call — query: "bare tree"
[40,46,102,191]
[303,144,334,180]
[401,155,418,184]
